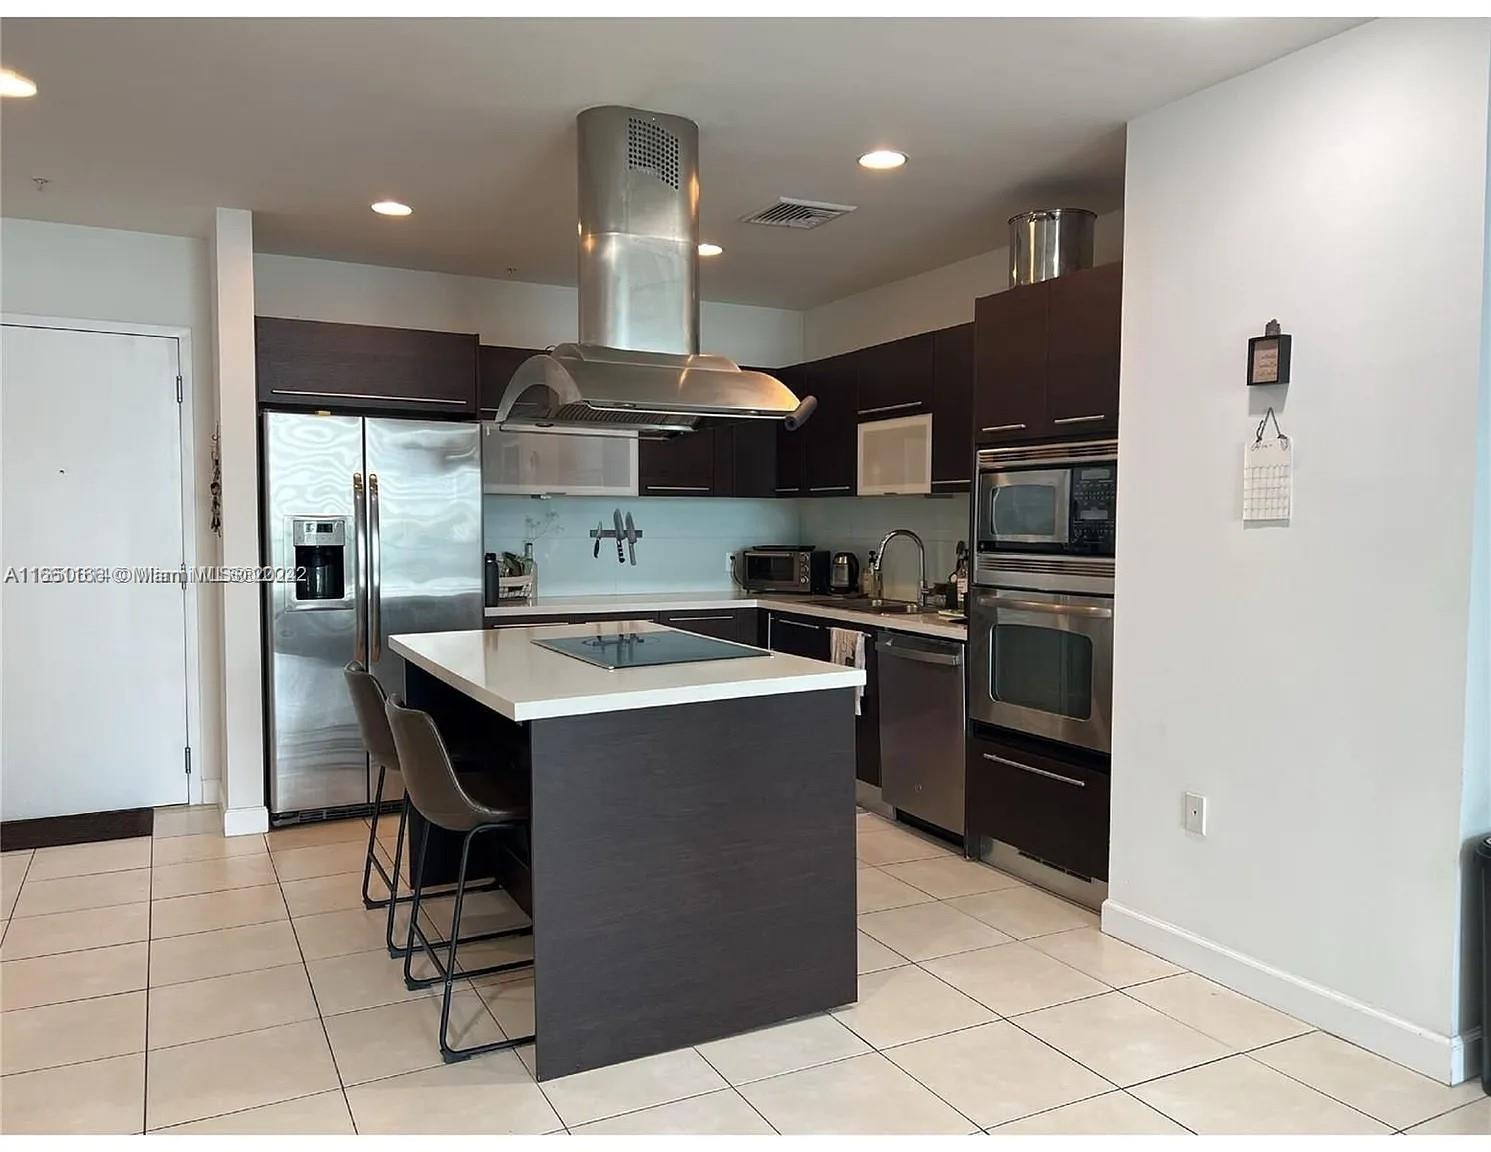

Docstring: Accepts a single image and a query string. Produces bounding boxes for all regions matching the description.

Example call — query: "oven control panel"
[1069,464,1117,554]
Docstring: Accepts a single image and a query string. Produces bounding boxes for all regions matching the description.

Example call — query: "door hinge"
[175,375,183,403]
[184,746,192,776]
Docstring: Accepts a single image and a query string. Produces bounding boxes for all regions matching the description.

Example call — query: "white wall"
[254,253,804,369]
[211,209,267,835]
[0,218,224,797]
[802,211,1124,360]
[1106,17,1491,1083]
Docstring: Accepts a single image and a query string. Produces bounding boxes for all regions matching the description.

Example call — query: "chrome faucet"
[873,529,932,608]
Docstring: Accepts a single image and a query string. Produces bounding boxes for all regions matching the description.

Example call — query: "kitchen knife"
[613,508,626,563]
[624,512,637,565]
[593,523,601,559]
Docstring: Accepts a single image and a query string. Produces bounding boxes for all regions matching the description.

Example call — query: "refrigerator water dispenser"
[289,517,348,606]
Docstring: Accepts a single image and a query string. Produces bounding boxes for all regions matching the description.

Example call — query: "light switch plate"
[1183,792,1208,836]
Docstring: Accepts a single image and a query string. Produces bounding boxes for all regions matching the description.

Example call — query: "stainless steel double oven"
[969,440,1116,755]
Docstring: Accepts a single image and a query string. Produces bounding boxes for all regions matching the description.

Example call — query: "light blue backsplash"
[483,496,800,596]
[798,494,971,602]
[483,493,970,602]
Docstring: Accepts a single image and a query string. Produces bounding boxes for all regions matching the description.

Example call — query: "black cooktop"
[534,631,770,671]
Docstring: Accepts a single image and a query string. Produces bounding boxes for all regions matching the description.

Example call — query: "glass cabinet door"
[481,425,638,496]
[857,413,932,495]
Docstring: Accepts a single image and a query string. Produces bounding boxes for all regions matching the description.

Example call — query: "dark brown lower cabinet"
[657,608,759,646]
[766,612,830,661]
[766,613,879,787]
[966,728,1110,881]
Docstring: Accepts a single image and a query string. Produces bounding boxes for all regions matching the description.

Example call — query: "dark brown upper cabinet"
[931,323,975,492]
[638,414,779,500]
[639,425,718,496]
[856,333,933,420]
[724,418,779,500]
[973,262,1122,444]
[255,317,478,416]
[774,364,810,497]
[478,344,542,417]
[803,353,859,497]
[1045,261,1122,437]
[974,283,1049,443]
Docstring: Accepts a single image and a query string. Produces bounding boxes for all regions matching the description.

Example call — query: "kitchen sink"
[808,597,926,615]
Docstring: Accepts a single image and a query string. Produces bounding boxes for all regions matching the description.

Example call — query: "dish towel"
[828,628,866,716]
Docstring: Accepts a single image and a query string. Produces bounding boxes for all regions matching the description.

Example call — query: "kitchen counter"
[483,590,968,642]
[389,619,864,722]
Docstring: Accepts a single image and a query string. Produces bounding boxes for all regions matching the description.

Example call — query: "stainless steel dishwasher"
[876,632,966,837]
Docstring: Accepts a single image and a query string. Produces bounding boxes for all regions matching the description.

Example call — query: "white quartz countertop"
[389,620,867,722]
[482,590,968,642]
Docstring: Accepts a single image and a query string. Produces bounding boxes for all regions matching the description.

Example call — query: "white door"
[1,324,190,819]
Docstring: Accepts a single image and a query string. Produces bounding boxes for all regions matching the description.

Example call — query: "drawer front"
[766,612,831,662]
[966,732,1109,880]
[657,608,757,645]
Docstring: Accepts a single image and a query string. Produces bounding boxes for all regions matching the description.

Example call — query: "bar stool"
[385,695,536,1063]
[343,662,505,959]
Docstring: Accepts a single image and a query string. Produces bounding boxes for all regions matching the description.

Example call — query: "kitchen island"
[388,620,865,1081]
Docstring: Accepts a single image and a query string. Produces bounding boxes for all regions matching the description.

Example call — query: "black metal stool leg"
[392,804,531,966]
[436,826,536,1064]
[402,825,433,988]
[362,764,395,909]
[402,822,534,994]
[384,796,411,956]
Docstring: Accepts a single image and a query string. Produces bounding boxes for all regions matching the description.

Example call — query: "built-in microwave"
[736,546,830,595]
[975,440,1117,566]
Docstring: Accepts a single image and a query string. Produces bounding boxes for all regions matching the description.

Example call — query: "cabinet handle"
[808,485,852,493]
[980,422,1026,433]
[1053,414,1107,425]
[645,485,711,492]
[982,752,1087,788]
[858,401,923,416]
[774,487,801,493]
[270,387,465,406]
[776,618,822,631]
[667,614,735,622]
[932,478,969,485]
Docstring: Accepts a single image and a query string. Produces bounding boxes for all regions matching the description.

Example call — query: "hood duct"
[1008,208,1096,287]
[494,106,811,436]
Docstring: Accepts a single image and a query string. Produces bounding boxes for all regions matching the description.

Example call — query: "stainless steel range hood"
[493,106,812,437]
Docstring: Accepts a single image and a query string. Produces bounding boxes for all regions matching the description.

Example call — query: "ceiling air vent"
[742,197,857,230]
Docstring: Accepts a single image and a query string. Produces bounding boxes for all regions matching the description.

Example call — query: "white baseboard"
[221,804,269,837]
[199,780,220,806]
[1102,899,1472,1085]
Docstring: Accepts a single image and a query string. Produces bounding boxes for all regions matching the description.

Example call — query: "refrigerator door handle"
[352,471,368,664]
[369,472,382,663]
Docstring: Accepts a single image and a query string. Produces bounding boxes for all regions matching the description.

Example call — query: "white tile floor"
[0,804,1485,1134]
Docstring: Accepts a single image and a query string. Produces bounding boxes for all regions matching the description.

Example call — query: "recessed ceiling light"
[0,69,38,98]
[698,242,723,257]
[371,200,412,217]
[858,149,907,171]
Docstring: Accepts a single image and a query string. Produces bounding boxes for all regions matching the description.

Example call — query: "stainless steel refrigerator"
[261,412,482,819]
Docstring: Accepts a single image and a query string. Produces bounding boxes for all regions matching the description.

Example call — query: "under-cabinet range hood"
[492,106,813,437]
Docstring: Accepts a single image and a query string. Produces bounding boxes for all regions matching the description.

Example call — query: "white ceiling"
[0,17,1358,309]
